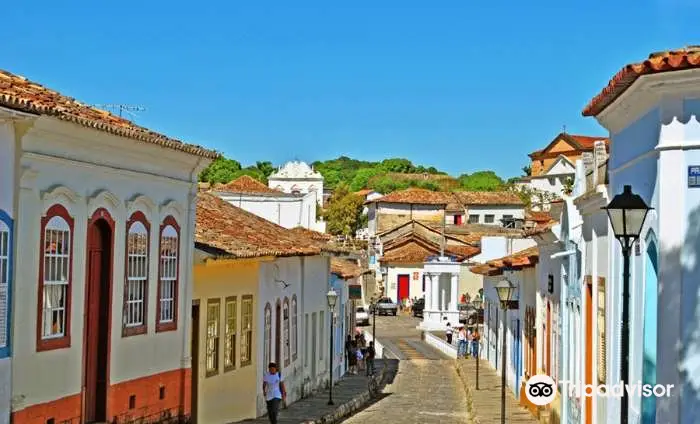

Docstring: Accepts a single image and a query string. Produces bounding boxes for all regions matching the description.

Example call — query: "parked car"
[374,297,398,316]
[356,306,370,326]
[412,298,425,318]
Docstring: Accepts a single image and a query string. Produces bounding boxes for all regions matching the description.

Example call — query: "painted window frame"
[468,214,479,224]
[283,297,290,366]
[123,211,150,337]
[224,296,237,372]
[264,303,272,368]
[484,214,495,224]
[0,211,13,358]
[156,216,180,333]
[240,295,253,367]
[292,295,298,361]
[205,298,221,377]
[37,204,74,352]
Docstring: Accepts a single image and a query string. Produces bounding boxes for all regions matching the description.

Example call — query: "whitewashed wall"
[268,178,324,206]
[464,205,524,225]
[219,192,319,230]
[0,114,18,424]
[301,256,331,395]
[11,117,203,412]
[385,264,424,303]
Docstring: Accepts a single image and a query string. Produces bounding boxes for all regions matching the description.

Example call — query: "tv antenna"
[93,104,146,120]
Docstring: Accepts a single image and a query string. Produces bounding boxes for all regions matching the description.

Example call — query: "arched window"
[0,213,12,355]
[38,205,74,351]
[157,217,179,332]
[264,303,272,367]
[292,295,298,361]
[124,212,150,336]
[283,298,290,366]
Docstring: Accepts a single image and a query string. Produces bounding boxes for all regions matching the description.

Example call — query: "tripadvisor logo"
[525,374,675,406]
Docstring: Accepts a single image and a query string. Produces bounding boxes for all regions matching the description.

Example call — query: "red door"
[454,214,463,225]
[397,275,410,302]
[84,211,113,423]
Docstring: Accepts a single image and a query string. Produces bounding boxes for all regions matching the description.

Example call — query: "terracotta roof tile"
[380,236,479,264]
[0,69,218,159]
[368,188,448,205]
[526,210,554,223]
[289,227,332,241]
[354,189,374,196]
[454,191,523,206]
[583,47,700,116]
[216,175,281,194]
[469,246,539,275]
[331,258,369,279]
[195,193,320,258]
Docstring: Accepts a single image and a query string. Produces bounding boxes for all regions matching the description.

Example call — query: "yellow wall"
[194,259,259,424]
[531,139,582,176]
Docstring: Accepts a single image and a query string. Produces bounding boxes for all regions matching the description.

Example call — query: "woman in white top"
[263,362,287,424]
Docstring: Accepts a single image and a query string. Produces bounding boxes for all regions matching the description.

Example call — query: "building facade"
[582,46,700,424]
[1,69,217,423]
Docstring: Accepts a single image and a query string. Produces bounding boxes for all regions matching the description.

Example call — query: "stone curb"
[302,364,388,424]
[454,361,479,424]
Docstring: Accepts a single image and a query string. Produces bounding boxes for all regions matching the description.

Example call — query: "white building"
[453,191,525,226]
[213,175,326,232]
[268,161,324,206]
[582,46,700,424]
[1,68,217,423]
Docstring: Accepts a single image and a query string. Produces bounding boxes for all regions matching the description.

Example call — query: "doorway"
[191,302,200,424]
[642,240,659,424]
[546,301,551,375]
[397,274,410,303]
[585,281,593,424]
[276,300,282,367]
[84,211,113,423]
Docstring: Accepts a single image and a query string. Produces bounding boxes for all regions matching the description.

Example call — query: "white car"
[355,306,370,326]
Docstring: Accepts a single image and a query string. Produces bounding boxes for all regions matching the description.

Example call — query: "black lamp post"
[603,185,652,424]
[371,296,377,342]
[327,288,339,406]
[495,278,516,424]
[472,294,483,390]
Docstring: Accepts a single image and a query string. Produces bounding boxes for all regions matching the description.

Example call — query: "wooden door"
[397,275,410,302]
[585,282,593,424]
[191,303,200,424]
[84,217,112,423]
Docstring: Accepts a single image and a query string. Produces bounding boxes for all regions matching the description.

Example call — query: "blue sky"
[4,1,698,179]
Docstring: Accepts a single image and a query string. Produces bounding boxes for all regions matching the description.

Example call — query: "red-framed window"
[123,211,150,337]
[156,216,179,332]
[37,204,74,351]
[283,297,290,367]
[264,303,272,367]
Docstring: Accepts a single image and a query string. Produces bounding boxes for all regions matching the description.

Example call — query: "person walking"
[356,345,365,372]
[471,327,481,358]
[457,325,467,358]
[349,341,358,374]
[345,334,352,372]
[263,362,286,424]
[445,321,453,345]
[366,341,376,376]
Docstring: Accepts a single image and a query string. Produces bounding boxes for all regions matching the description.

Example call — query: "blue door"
[642,240,658,424]
[512,318,521,397]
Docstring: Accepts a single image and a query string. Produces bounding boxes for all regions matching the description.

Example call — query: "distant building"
[268,161,324,206]
[517,133,608,210]
[210,175,326,232]
[452,191,525,227]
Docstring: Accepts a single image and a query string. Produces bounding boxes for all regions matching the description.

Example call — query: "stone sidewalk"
[235,359,397,424]
[455,358,538,424]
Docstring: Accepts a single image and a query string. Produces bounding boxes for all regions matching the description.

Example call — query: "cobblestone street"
[340,314,470,423]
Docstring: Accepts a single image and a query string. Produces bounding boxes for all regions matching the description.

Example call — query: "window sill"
[240,360,252,368]
[123,325,147,337]
[205,369,219,378]
[224,365,236,373]
[156,321,177,333]
[37,335,71,352]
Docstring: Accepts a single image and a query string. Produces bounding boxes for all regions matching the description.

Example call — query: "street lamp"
[327,288,339,406]
[603,185,652,424]
[495,278,516,424]
[471,294,483,390]
[371,296,377,343]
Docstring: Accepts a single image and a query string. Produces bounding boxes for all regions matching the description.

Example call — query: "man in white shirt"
[263,362,287,424]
